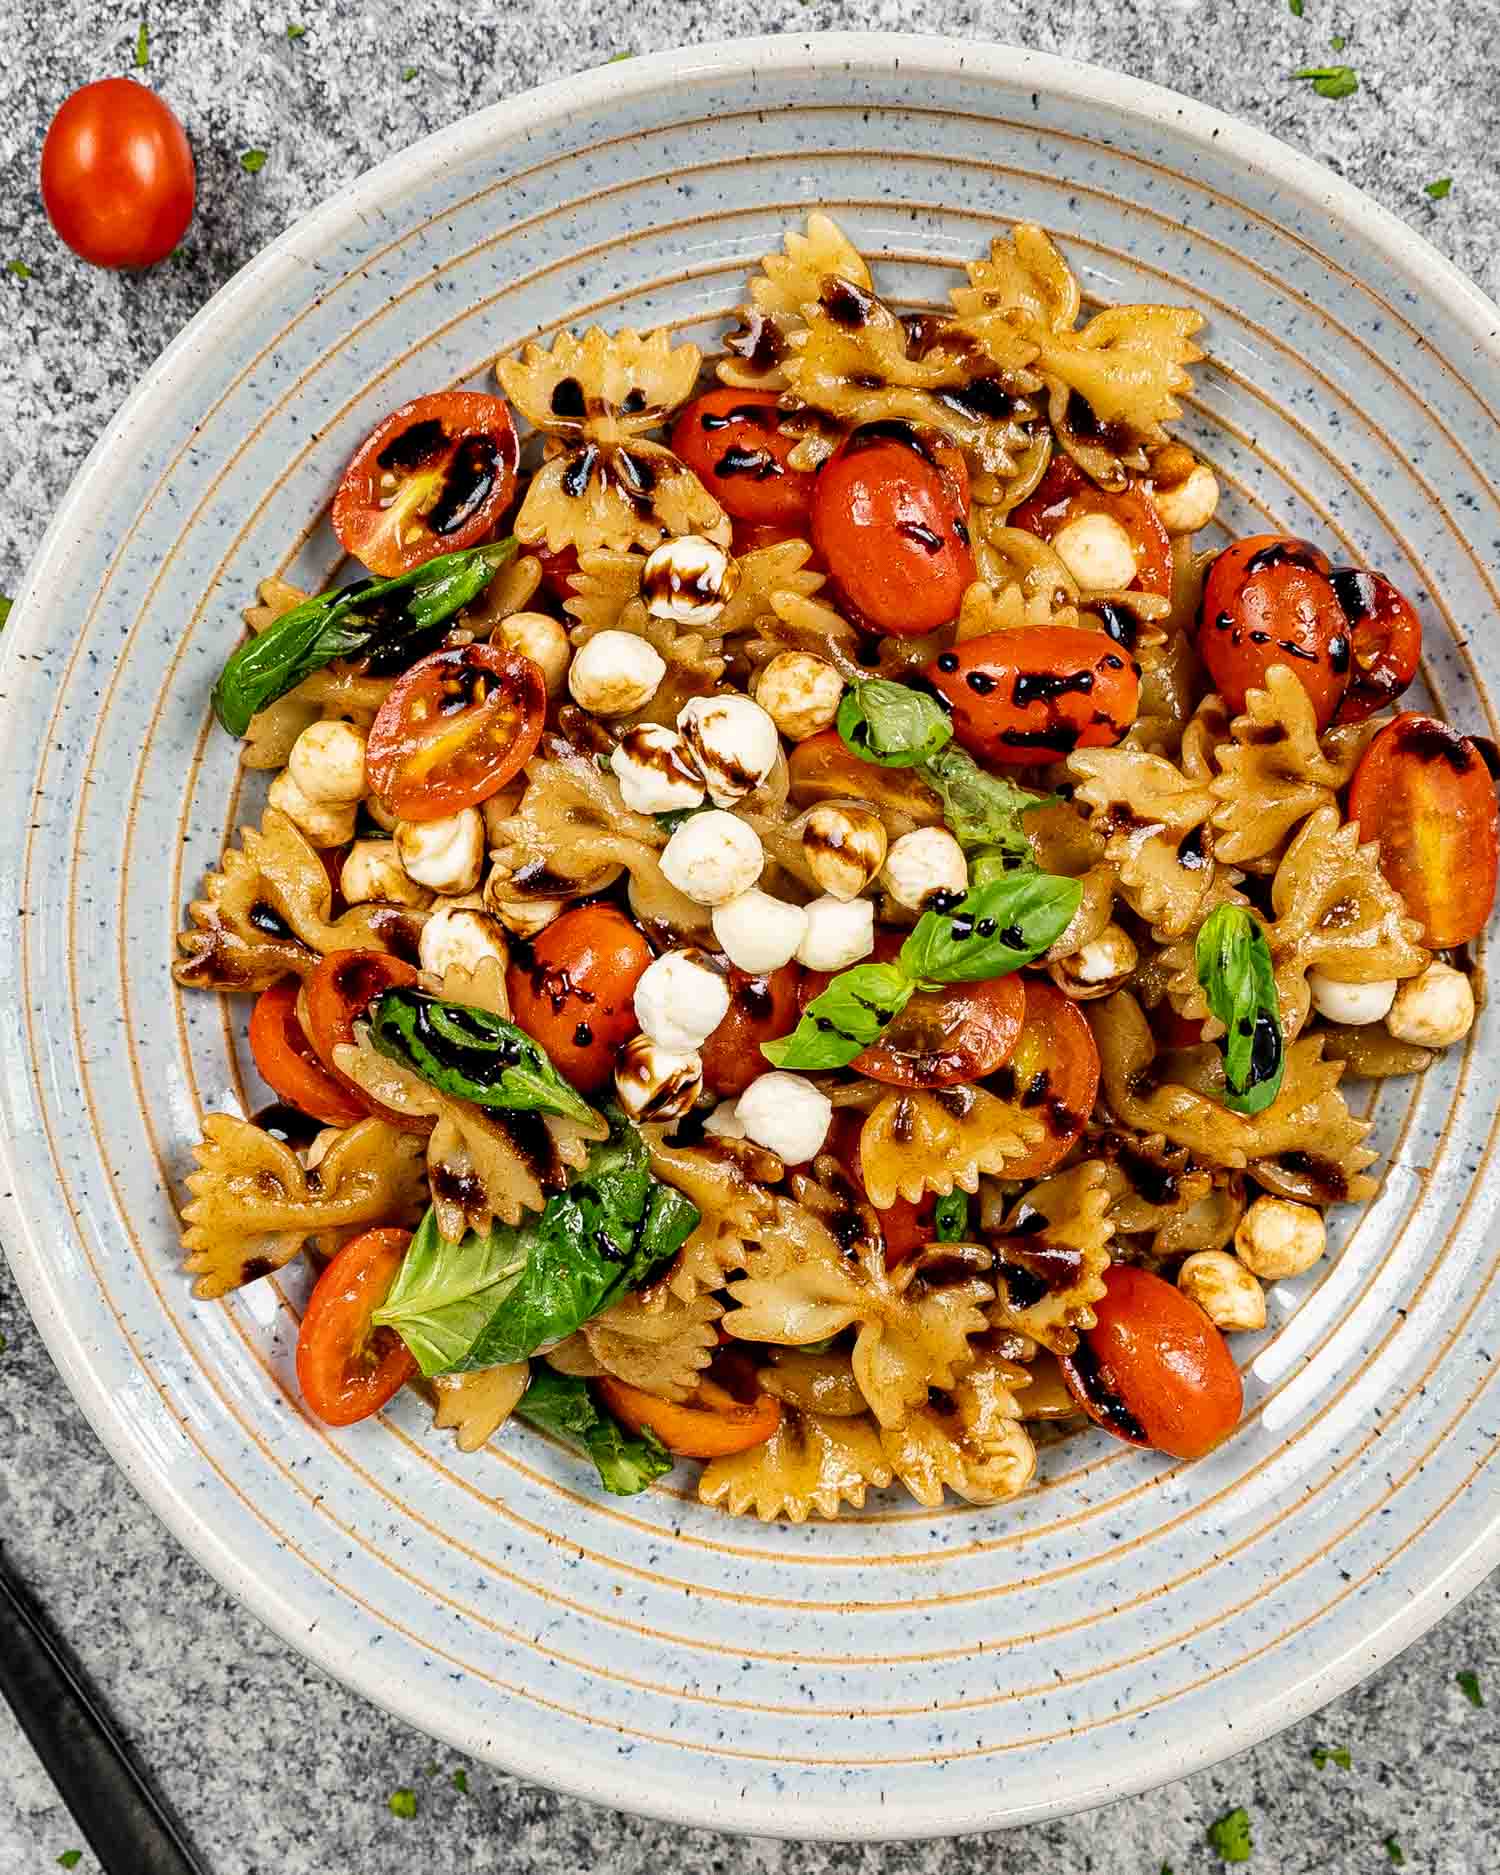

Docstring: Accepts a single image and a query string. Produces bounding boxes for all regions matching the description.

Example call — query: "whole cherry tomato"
[596,1374,780,1458]
[249,983,368,1128]
[332,391,520,577]
[990,978,1101,1180]
[1059,1263,1242,1460]
[1199,534,1350,727]
[365,643,546,822]
[41,79,194,269]
[810,423,974,635]
[1328,568,1423,722]
[700,962,803,1098]
[1010,455,1172,598]
[506,904,654,1094]
[670,389,819,526]
[925,625,1140,765]
[1347,713,1500,948]
[828,1109,935,1264]
[303,950,424,1128]
[296,1227,419,1426]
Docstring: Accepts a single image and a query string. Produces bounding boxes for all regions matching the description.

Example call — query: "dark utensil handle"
[0,1556,208,1875]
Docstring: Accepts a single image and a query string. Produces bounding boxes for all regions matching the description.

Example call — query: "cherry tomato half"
[506,904,654,1095]
[1347,712,1500,948]
[365,642,546,822]
[829,1109,935,1264]
[1058,1263,1242,1460]
[925,626,1140,765]
[596,1374,780,1458]
[1199,534,1350,728]
[332,391,520,577]
[1010,455,1172,598]
[700,962,803,1098]
[856,974,1027,1088]
[810,423,974,635]
[786,729,945,831]
[1329,568,1423,723]
[990,978,1100,1180]
[296,1227,419,1426]
[671,389,819,526]
[41,79,195,269]
[249,983,368,1128]
[304,950,424,1127]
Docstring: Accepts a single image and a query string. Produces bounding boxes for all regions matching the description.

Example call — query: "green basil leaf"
[899,874,1082,985]
[968,846,1042,889]
[933,1191,970,1241]
[1194,903,1285,1115]
[920,745,1050,858]
[837,678,953,768]
[368,988,596,1125]
[761,962,916,1070]
[371,1207,530,1376]
[515,1369,672,1495]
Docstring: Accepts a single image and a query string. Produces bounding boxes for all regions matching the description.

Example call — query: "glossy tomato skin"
[1010,455,1173,598]
[365,643,546,822]
[855,974,1027,1088]
[1199,534,1350,727]
[810,423,974,635]
[786,729,945,829]
[671,390,819,526]
[1060,1263,1242,1460]
[296,1227,419,1426]
[700,963,803,1098]
[332,391,520,576]
[597,1374,780,1458]
[506,905,654,1094]
[249,983,368,1128]
[990,977,1101,1180]
[304,950,424,1128]
[535,543,580,600]
[1348,713,1500,948]
[828,1109,935,1264]
[1329,568,1423,722]
[925,625,1140,765]
[41,79,194,268]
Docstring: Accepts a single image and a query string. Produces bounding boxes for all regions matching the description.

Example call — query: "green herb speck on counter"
[239,148,268,173]
[1457,1669,1484,1706]
[388,1787,417,1820]
[1207,1806,1252,1862]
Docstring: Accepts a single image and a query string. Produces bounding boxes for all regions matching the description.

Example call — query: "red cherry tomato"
[700,963,803,1098]
[1329,568,1423,723]
[924,626,1140,765]
[332,391,520,577]
[730,516,823,564]
[1347,712,1500,948]
[505,905,654,1094]
[810,423,974,635]
[597,1374,780,1458]
[249,983,368,1128]
[1199,534,1350,728]
[535,543,580,600]
[786,729,945,828]
[296,1227,419,1426]
[304,951,424,1128]
[41,79,195,269]
[670,389,819,526]
[991,978,1101,1180]
[365,643,546,822]
[828,1109,935,1264]
[1059,1263,1242,1459]
[1010,455,1172,598]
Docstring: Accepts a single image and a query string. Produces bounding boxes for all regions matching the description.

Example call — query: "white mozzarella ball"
[1234,1196,1326,1280]
[418,903,510,980]
[711,889,809,975]
[1307,970,1398,1026]
[267,768,358,848]
[1385,961,1476,1049]
[286,719,369,806]
[753,651,845,742]
[660,809,764,906]
[1050,511,1138,592]
[613,1035,703,1122]
[611,724,707,815]
[567,629,666,715]
[881,826,969,911]
[1177,1249,1266,1332]
[340,838,431,908]
[701,1098,748,1140]
[499,610,572,696]
[641,534,739,625]
[394,808,486,895]
[633,947,731,1051]
[677,694,781,805]
[1153,462,1220,534]
[795,894,875,971]
[800,801,888,901]
[736,1072,833,1165]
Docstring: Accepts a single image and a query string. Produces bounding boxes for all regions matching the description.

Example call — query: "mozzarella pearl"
[801,801,888,902]
[702,1098,748,1140]
[753,651,845,742]
[613,1034,703,1123]
[633,948,731,1052]
[711,889,809,975]
[499,610,572,696]
[394,808,486,895]
[1177,1250,1266,1332]
[1050,924,1140,1002]
[881,826,968,911]
[641,534,740,625]
[677,695,780,806]
[286,719,369,806]
[1307,970,1398,1026]
[736,1071,833,1165]
[418,903,510,980]
[567,629,666,715]
[267,768,358,848]
[1385,962,1476,1049]
[1050,511,1138,592]
[660,809,764,906]
[796,894,875,971]
[611,724,707,815]
[1153,463,1220,535]
[1233,1196,1326,1280]
[340,838,431,908]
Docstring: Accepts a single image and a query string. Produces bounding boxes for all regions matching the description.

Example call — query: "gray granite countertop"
[2,3,1498,1870]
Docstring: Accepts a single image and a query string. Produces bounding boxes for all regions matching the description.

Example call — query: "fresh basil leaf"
[933,1192,970,1241]
[920,745,1049,859]
[371,1207,530,1376]
[968,846,1040,888]
[516,1368,672,1495]
[900,874,1082,986]
[1194,903,1285,1115]
[211,537,516,736]
[761,962,916,1070]
[1292,62,1358,97]
[837,678,953,768]
[368,988,596,1125]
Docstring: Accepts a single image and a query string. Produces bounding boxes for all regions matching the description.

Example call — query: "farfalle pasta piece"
[239,577,396,770]
[641,1132,775,1301]
[425,956,510,1020]
[1067,746,1224,941]
[698,1405,894,1522]
[858,1086,1044,1210]
[880,1357,1037,1507]
[181,1115,425,1298]
[1030,308,1203,447]
[716,538,827,640]
[1097,1130,1212,1239]
[716,211,874,393]
[987,1161,1114,1352]
[431,1364,530,1452]
[1151,1181,1245,1256]
[583,1282,722,1403]
[950,223,1082,338]
[562,548,726,688]
[756,1347,868,1417]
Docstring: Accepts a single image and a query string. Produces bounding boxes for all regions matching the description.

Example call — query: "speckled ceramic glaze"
[3,33,1499,1840]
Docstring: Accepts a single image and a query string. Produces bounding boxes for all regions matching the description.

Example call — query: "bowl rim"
[4,30,1500,1840]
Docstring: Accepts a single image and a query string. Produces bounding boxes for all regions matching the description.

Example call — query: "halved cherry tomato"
[304,950,424,1127]
[857,974,1027,1088]
[1199,534,1350,728]
[506,904,654,1094]
[925,625,1140,765]
[989,978,1100,1180]
[296,1227,418,1426]
[810,423,974,635]
[1329,568,1423,722]
[365,643,546,822]
[700,962,803,1098]
[1347,712,1500,948]
[596,1374,780,1458]
[786,729,944,830]
[828,1109,935,1264]
[670,389,820,526]
[41,79,195,269]
[332,391,520,577]
[249,983,368,1128]
[1010,455,1172,598]
[1058,1263,1242,1460]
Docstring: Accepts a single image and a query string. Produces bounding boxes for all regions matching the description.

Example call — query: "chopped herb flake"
[239,148,268,173]
[1384,1836,1405,1866]
[286,22,306,37]
[1288,0,1303,13]
[134,21,148,65]
[57,1856,82,1870]
[388,1787,418,1819]
[451,1768,470,1793]
[608,49,634,60]
[0,597,13,630]
[1457,1669,1484,1706]
[6,259,33,279]
[1311,1743,1352,1770]
[1425,177,1453,199]
[1207,1806,1252,1862]
[1329,32,1346,47]
[1293,63,1359,98]
[401,65,419,80]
